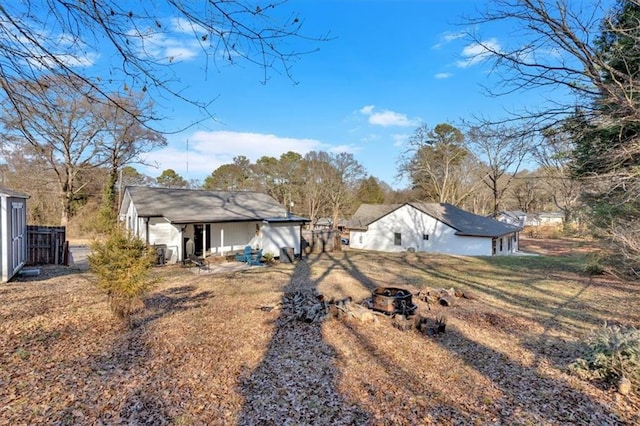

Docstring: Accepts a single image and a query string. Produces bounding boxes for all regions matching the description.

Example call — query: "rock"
[618,376,632,395]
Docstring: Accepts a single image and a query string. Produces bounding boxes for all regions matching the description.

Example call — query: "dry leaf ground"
[1,237,639,425]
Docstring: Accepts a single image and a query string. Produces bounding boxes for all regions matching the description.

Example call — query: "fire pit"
[372,287,417,316]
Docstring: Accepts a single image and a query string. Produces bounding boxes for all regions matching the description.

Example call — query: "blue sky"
[131,0,545,188]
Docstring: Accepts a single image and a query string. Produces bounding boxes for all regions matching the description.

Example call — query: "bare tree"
[325,152,366,227]
[0,76,105,225]
[464,1,607,124]
[302,151,365,227]
[533,126,584,225]
[466,124,530,216]
[465,0,640,267]
[0,1,325,127]
[509,171,546,213]
[301,151,331,226]
[97,92,167,225]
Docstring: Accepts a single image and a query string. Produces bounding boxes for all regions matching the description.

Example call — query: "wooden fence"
[27,226,68,266]
[301,230,341,254]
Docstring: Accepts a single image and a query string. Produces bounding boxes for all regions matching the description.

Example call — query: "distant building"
[495,210,528,228]
[342,202,522,256]
[526,212,565,227]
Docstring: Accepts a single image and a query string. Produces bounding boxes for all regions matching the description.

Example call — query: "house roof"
[342,203,402,229]
[497,210,527,219]
[345,202,521,237]
[411,203,521,237]
[121,186,309,224]
[0,188,29,199]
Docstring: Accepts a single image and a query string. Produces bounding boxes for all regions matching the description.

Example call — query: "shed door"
[11,202,26,270]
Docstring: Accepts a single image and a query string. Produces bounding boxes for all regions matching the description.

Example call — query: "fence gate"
[27,226,67,265]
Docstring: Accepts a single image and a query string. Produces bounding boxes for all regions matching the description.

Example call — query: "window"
[422,234,429,241]
[499,238,503,251]
[394,232,402,246]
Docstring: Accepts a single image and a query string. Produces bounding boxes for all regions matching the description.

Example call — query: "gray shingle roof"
[0,188,29,198]
[345,202,521,237]
[122,186,306,224]
[411,203,521,237]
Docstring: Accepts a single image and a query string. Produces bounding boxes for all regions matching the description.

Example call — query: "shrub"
[569,323,640,394]
[583,252,605,275]
[88,228,157,325]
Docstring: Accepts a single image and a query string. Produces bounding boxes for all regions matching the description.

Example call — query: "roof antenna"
[186,139,189,181]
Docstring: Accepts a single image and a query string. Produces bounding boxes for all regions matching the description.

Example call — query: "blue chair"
[247,249,263,266]
[235,246,252,262]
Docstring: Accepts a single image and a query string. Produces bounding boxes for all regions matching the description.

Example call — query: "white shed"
[345,203,522,256]
[119,186,309,263]
[1,188,28,282]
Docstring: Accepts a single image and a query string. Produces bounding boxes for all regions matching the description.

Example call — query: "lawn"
[1,238,638,425]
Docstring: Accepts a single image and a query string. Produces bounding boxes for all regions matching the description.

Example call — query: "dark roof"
[411,203,521,237]
[0,188,29,199]
[122,186,309,224]
[345,202,521,237]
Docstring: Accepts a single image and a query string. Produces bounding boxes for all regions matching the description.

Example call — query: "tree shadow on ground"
[433,325,625,424]
[238,256,371,425]
[70,284,216,424]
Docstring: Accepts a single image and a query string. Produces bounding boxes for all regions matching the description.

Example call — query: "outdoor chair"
[188,253,210,273]
[235,246,253,262]
[247,249,263,266]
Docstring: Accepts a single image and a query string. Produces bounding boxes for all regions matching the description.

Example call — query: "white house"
[526,211,565,227]
[1,188,28,282]
[119,186,310,263]
[344,203,522,256]
[495,210,528,228]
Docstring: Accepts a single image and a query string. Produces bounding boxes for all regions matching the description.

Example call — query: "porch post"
[203,224,208,256]
[220,227,224,256]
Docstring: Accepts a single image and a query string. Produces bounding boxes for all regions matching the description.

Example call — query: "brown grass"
[1,239,639,425]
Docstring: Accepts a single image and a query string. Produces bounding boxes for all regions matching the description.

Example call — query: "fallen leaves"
[1,245,639,424]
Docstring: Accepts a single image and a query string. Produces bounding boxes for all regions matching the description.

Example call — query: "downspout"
[299,223,304,257]
[144,217,150,245]
[203,224,208,256]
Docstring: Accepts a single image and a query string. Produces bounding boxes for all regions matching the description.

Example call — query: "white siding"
[148,219,181,263]
[349,204,495,256]
[209,222,256,255]
[260,223,302,258]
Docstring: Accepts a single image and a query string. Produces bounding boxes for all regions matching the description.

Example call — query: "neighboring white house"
[495,210,528,228]
[119,186,309,263]
[526,211,565,226]
[343,203,522,256]
[1,188,28,282]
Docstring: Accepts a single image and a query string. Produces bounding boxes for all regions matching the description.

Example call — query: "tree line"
[0,104,575,231]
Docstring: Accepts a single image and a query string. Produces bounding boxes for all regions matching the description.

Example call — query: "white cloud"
[170,17,208,35]
[359,105,419,127]
[359,105,375,115]
[392,134,409,148]
[456,38,501,68]
[329,144,360,154]
[141,130,360,179]
[127,28,200,63]
[434,72,452,79]
[433,31,465,49]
